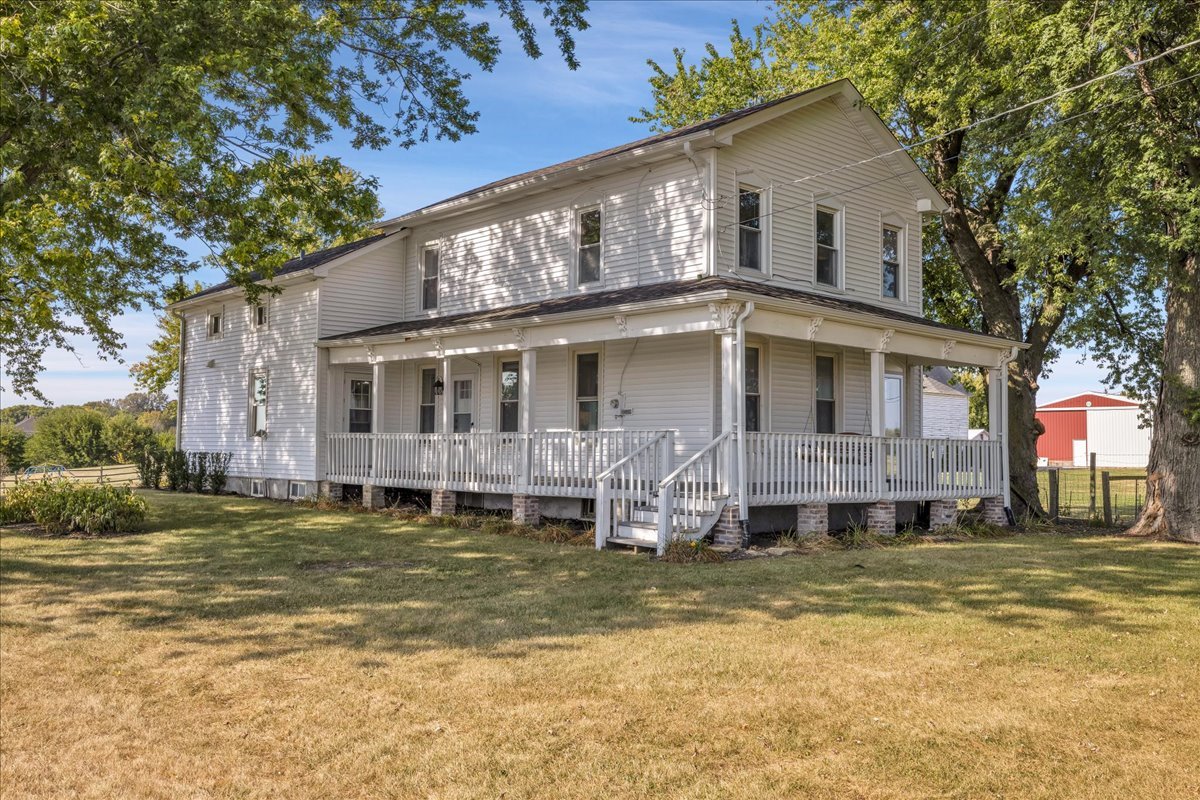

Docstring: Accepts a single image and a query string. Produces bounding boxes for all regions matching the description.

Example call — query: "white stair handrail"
[594,431,673,548]
[656,431,733,554]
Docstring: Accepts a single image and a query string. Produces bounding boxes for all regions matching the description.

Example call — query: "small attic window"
[207,311,223,337]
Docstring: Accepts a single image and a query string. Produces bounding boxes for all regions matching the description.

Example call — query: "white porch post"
[869,350,886,437]
[519,348,537,492]
[906,363,923,437]
[371,360,385,480]
[720,329,737,500]
[440,355,452,484]
[988,365,1010,508]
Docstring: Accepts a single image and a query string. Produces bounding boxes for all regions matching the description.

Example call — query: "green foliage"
[133,447,166,490]
[186,452,209,494]
[163,450,190,492]
[103,414,156,465]
[1,0,589,399]
[660,538,724,563]
[206,452,233,495]
[0,424,30,475]
[24,407,111,468]
[0,405,48,427]
[0,481,148,534]
[130,282,203,395]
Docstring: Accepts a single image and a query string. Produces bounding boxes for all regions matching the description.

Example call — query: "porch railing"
[594,431,674,548]
[327,430,667,498]
[744,432,1003,505]
[656,431,733,553]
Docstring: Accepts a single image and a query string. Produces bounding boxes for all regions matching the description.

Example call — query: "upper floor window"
[421,247,440,310]
[816,207,839,287]
[882,225,901,299]
[576,207,602,285]
[253,302,269,329]
[815,355,837,433]
[575,352,600,431]
[249,371,268,436]
[745,345,761,432]
[738,187,763,271]
[419,368,437,433]
[499,359,520,433]
[207,311,223,338]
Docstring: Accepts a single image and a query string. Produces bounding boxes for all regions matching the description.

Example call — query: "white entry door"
[1072,439,1087,467]
[452,377,474,433]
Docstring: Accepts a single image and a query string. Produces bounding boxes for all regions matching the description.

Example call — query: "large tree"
[1,0,589,399]
[633,0,1191,520]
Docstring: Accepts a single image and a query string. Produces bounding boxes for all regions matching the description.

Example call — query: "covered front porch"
[316,281,1018,553]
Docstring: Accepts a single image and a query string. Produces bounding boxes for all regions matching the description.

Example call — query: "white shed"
[922,367,970,439]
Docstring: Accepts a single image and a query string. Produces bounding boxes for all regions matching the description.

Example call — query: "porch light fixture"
[433,377,445,396]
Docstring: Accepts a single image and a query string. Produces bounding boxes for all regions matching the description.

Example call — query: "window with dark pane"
[577,208,602,284]
[422,248,439,310]
[419,368,437,433]
[745,346,761,432]
[499,360,520,432]
[575,352,600,431]
[882,226,900,298]
[815,356,836,433]
[816,208,838,286]
[348,379,371,433]
[738,188,762,271]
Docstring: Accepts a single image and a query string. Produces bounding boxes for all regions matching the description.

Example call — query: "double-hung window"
[499,360,520,433]
[419,368,437,433]
[207,311,223,338]
[738,187,763,271]
[348,379,372,433]
[882,225,901,299]
[816,208,839,287]
[577,207,602,285]
[249,372,268,436]
[745,346,761,432]
[253,302,269,329]
[575,352,600,431]
[421,248,440,311]
[815,356,837,434]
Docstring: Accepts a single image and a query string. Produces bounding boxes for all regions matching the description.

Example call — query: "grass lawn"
[2,492,1197,799]
[1037,467,1148,522]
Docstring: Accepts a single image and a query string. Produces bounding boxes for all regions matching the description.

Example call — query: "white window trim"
[813,350,842,434]
[288,481,308,501]
[419,245,441,313]
[814,203,844,291]
[253,298,270,330]
[497,357,521,434]
[572,203,605,290]
[346,375,373,434]
[735,183,771,277]
[570,347,603,431]
[207,307,224,338]
[418,366,439,433]
[248,370,268,438]
[743,339,767,433]
[883,371,905,437]
[880,213,906,303]
[249,479,265,498]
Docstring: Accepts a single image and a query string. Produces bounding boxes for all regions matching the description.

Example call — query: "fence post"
[1088,452,1097,519]
[1048,468,1060,521]
[1102,471,1112,526]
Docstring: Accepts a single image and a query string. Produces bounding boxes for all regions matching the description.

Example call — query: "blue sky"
[29,0,1101,407]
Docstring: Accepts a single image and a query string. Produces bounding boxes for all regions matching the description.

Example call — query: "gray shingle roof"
[319,276,1005,343]
[181,233,390,302]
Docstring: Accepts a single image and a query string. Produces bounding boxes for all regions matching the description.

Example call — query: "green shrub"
[103,414,156,464]
[163,450,189,491]
[187,452,209,493]
[25,407,112,467]
[133,446,166,489]
[206,452,232,494]
[0,480,147,534]
[0,424,30,475]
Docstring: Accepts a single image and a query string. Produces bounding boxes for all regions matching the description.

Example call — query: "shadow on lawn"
[2,493,1197,662]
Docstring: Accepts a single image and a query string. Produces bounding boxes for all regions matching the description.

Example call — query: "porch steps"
[607,507,704,551]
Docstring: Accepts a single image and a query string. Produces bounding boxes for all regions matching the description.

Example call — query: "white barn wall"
[1086,408,1152,467]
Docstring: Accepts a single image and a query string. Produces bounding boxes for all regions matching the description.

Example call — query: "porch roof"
[318,276,1019,348]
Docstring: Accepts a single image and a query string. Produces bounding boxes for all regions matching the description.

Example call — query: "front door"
[347,378,372,433]
[452,377,474,433]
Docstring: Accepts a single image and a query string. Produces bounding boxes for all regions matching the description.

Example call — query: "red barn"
[1036,392,1150,468]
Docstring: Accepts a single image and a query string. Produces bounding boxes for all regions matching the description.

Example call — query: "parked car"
[23,464,66,478]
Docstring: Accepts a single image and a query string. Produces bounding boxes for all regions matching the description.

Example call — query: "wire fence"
[1038,455,1149,525]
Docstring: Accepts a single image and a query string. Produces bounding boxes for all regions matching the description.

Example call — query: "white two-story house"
[171,80,1021,553]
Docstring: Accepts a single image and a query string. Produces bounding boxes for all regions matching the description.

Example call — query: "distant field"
[0,463,138,489]
[1038,467,1148,522]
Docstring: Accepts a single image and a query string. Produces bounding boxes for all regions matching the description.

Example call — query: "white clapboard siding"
[715,96,925,315]
[922,392,970,439]
[180,283,320,480]
[401,156,705,319]
[319,237,406,338]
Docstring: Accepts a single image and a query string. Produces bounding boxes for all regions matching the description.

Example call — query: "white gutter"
[734,301,755,524]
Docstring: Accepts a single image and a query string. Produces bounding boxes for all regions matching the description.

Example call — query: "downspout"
[734,301,755,525]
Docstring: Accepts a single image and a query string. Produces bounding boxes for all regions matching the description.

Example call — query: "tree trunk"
[1007,349,1045,520]
[1129,249,1200,542]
